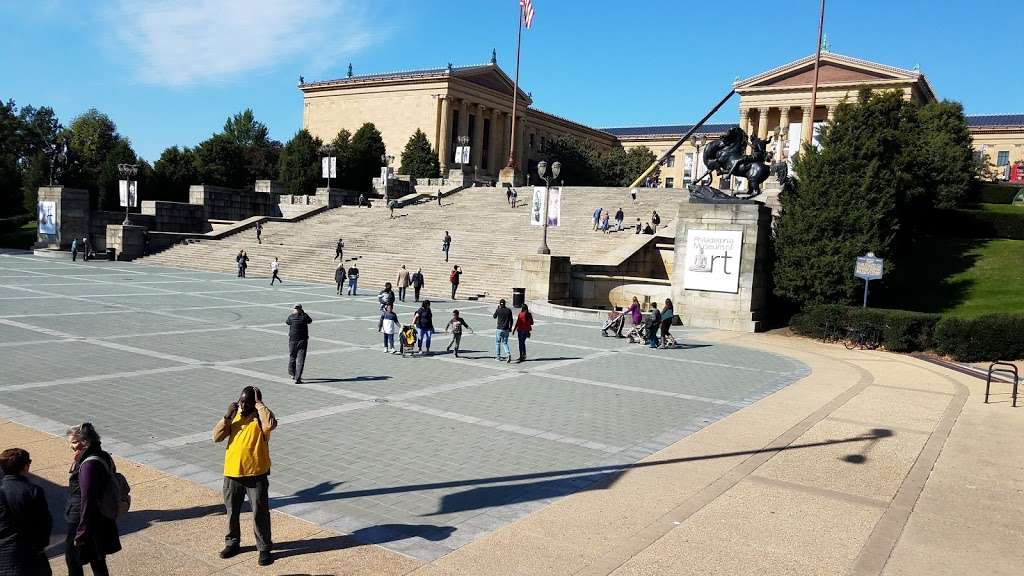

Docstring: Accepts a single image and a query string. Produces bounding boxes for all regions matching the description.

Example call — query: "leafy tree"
[398,129,440,178]
[0,100,24,217]
[619,146,657,186]
[61,109,140,210]
[539,137,597,185]
[16,105,63,213]
[347,123,386,191]
[193,134,247,189]
[222,109,269,148]
[152,146,198,202]
[97,138,139,210]
[773,90,915,308]
[916,101,976,208]
[278,129,322,195]
[329,129,353,186]
[222,109,280,180]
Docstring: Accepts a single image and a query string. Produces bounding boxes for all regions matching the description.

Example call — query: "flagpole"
[506,3,523,175]
[808,0,826,143]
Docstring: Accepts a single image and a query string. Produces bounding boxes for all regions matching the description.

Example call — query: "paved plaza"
[0,252,809,561]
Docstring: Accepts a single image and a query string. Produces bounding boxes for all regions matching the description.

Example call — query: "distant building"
[300,52,1023,186]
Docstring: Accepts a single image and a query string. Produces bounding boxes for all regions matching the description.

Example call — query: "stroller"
[398,325,417,356]
[625,321,651,344]
[601,312,626,337]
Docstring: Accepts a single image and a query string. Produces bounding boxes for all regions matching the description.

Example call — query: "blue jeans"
[417,328,433,350]
[495,329,511,358]
[383,333,394,349]
[348,278,358,295]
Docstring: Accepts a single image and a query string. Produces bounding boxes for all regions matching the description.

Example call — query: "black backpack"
[83,455,131,519]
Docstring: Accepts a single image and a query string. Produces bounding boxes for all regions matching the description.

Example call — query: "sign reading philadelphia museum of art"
[683,229,743,293]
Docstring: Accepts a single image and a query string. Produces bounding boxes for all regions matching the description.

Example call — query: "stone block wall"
[36,186,90,249]
[254,180,286,194]
[512,255,571,305]
[189,185,278,221]
[106,224,146,261]
[140,201,208,233]
[89,211,155,251]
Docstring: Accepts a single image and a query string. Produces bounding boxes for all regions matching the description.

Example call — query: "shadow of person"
[271,524,456,560]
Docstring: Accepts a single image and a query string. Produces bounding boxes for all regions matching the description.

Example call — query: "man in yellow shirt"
[212,386,277,566]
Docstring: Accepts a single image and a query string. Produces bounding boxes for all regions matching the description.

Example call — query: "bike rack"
[985,361,1019,407]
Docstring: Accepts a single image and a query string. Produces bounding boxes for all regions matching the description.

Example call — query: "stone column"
[739,108,752,135]
[516,119,528,178]
[757,107,771,139]
[778,106,791,161]
[826,105,837,122]
[458,99,469,138]
[489,108,500,175]
[438,96,451,175]
[800,106,814,145]
[472,103,486,170]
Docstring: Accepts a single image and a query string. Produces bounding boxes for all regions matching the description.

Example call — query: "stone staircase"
[137,186,684,302]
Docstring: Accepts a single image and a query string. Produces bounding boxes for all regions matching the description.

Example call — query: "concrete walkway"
[9,331,1022,575]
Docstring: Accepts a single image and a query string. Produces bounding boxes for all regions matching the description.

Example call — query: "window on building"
[482,119,491,170]
[664,177,674,188]
[997,151,1010,166]
[683,153,694,181]
[665,155,675,168]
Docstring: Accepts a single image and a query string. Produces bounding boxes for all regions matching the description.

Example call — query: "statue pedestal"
[497,166,523,187]
[106,224,146,261]
[36,186,90,250]
[671,201,772,332]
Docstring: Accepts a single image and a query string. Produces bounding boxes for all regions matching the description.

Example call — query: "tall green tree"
[222,109,280,180]
[347,123,386,191]
[62,109,138,210]
[329,129,353,186]
[916,100,976,209]
[222,109,269,148]
[398,129,440,178]
[539,137,598,185]
[152,146,198,202]
[17,105,63,212]
[0,100,24,217]
[773,90,915,308]
[193,134,247,189]
[278,130,322,195]
[619,146,657,186]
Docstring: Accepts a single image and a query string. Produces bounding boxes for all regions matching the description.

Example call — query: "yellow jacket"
[212,402,277,478]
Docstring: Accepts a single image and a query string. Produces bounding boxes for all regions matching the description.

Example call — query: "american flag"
[520,0,535,28]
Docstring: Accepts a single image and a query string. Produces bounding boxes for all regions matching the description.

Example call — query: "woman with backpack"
[65,423,122,576]
[512,303,534,363]
[449,265,462,300]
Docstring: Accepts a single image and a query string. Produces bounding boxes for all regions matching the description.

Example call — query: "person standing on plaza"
[334,238,344,261]
[437,189,442,206]
[378,282,396,311]
[64,423,121,576]
[614,207,624,232]
[647,302,662,348]
[506,186,513,206]
[255,221,263,244]
[378,303,400,354]
[651,210,661,230]
[493,299,513,363]
[347,263,359,295]
[449,265,462,300]
[635,218,642,234]
[626,296,642,329]
[413,300,435,355]
[213,386,277,567]
[0,447,52,576]
[358,193,366,208]
[396,265,411,302]
[285,305,312,383]
[442,231,451,262]
[334,263,346,295]
[411,268,425,302]
[270,257,282,285]
[82,237,90,261]
[444,309,473,357]
[592,206,602,231]
[71,237,79,262]
[236,250,248,278]
[660,297,675,348]
[511,188,518,207]
[512,303,534,363]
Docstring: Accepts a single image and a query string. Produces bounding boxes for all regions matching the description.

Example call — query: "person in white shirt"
[377,303,400,354]
[270,257,282,285]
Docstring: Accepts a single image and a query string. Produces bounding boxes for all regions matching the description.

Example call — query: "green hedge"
[928,208,1024,240]
[934,314,1024,362]
[791,305,941,352]
[974,182,1022,205]
[0,214,32,234]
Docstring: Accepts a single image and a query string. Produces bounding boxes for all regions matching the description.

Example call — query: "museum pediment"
[453,65,531,103]
[736,53,921,90]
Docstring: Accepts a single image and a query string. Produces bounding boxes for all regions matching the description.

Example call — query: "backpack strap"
[82,454,113,476]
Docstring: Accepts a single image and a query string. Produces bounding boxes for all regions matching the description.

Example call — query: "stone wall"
[140,201,209,233]
[511,255,571,305]
[36,186,90,249]
[89,211,155,251]
[106,224,146,261]
[189,185,278,221]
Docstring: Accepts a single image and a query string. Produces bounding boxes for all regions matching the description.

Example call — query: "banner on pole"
[118,180,138,208]
[530,187,544,226]
[546,187,561,226]
[322,157,336,178]
[37,201,56,234]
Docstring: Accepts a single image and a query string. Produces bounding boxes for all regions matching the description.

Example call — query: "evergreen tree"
[916,100,975,208]
[347,123,386,191]
[278,130,322,195]
[152,146,198,202]
[539,137,597,185]
[330,129,353,186]
[0,100,24,217]
[222,109,269,148]
[222,109,280,180]
[773,90,914,308]
[398,129,440,178]
[193,134,247,189]
[619,146,657,186]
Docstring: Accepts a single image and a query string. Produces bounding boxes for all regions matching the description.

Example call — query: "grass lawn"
[970,203,1024,214]
[882,236,1024,317]
[0,221,37,249]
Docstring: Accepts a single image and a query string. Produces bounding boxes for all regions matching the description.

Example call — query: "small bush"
[0,214,32,234]
[928,208,1024,240]
[791,305,940,352]
[934,314,1024,362]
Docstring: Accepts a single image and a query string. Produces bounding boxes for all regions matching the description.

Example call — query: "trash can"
[106,248,116,261]
[512,287,526,308]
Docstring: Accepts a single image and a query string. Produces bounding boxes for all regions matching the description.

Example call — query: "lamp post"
[117,163,138,225]
[320,145,335,191]
[536,160,560,255]
[456,135,470,170]
[380,153,394,201]
[689,134,707,184]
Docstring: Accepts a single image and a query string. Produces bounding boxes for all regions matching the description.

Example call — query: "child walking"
[444,310,474,358]
[378,303,400,354]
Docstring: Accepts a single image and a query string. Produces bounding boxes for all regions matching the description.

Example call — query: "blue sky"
[2,0,1021,162]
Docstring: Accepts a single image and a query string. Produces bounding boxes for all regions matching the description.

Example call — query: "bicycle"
[843,326,882,350]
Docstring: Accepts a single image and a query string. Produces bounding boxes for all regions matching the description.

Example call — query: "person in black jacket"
[334,264,346,295]
[411,268,425,302]
[285,305,313,383]
[64,423,121,576]
[0,448,52,576]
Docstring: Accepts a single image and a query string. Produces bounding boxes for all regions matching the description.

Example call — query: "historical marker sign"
[855,254,884,280]
[683,229,743,293]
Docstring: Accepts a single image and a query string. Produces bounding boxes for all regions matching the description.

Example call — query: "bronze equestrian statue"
[690,127,773,202]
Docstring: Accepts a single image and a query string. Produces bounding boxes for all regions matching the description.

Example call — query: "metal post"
[808,0,826,144]
[863,279,869,308]
[538,180,551,255]
[507,4,523,170]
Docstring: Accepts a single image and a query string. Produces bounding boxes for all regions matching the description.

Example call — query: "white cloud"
[106,0,379,87]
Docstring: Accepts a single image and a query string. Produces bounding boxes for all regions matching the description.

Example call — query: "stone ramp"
[137,186,682,301]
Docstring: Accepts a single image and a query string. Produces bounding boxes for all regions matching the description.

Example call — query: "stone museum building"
[300,51,1024,186]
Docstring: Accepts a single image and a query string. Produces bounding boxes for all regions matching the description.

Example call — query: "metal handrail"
[985,361,1019,407]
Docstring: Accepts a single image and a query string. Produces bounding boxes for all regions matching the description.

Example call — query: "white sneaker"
[383,347,390,353]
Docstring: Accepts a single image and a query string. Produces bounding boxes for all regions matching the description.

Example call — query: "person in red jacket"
[512,304,535,363]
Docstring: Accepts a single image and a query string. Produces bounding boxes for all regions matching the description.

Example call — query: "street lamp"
[117,163,138,225]
[536,159,561,255]
[456,135,470,170]
[380,153,394,201]
[320,145,335,190]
